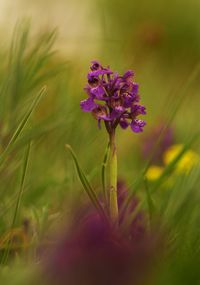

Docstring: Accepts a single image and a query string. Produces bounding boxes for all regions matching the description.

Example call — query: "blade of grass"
[0,86,46,168]
[24,29,57,83]
[144,177,156,225]
[65,144,107,221]
[159,163,200,224]
[1,141,31,265]
[7,117,62,154]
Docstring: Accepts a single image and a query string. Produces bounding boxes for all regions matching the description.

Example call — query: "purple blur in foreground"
[42,182,161,285]
[80,61,146,133]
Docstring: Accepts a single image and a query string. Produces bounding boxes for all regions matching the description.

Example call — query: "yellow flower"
[146,144,199,181]
[163,144,199,174]
[146,165,164,181]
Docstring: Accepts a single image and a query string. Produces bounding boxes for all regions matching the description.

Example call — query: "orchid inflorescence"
[80,61,147,223]
[80,61,146,133]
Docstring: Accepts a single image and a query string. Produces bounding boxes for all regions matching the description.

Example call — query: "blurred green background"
[0,0,200,284]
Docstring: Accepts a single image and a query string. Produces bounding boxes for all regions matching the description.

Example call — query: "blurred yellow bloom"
[146,165,164,181]
[146,144,199,181]
[163,144,199,174]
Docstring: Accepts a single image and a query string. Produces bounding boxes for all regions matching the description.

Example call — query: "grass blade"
[1,141,31,265]
[0,86,46,167]
[143,177,156,226]
[65,144,107,221]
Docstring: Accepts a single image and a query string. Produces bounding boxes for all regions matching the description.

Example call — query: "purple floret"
[131,119,146,133]
[80,97,97,112]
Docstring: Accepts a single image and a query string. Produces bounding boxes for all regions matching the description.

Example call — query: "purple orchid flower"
[80,61,146,133]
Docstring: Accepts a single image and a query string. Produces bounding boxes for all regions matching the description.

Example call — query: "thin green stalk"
[102,141,110,206]
[1,142,31,265]
[109,131,118,223]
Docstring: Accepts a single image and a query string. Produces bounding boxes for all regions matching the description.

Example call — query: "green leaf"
[65,144,107,221]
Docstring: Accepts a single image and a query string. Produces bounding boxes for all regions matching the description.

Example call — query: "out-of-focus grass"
[0,0,200,282]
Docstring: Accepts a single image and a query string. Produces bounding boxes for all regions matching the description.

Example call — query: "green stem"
[109,130,118,224]
[102,141,110,207]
